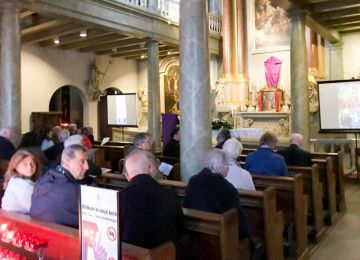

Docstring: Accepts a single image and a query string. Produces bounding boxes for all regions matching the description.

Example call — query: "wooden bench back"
[312,151,346,211]
[182,208,240,260]
[252,174,308,258]
[288,164,325,241]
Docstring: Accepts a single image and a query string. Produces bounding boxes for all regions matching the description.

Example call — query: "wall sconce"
[167,51,171,55]
[53,36,60,45]
[80,28,87,37]
[140,55,145,59]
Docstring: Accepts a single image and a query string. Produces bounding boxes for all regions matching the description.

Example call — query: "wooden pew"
[252,174,309,260]
[311,152,346,212]
[287,164,326,242]
[159,180,284,260]
[241,153,338,226]
[95,176,284,260]
[92,144,125,171]
[312,157,338,225]
[0,210,175,260]
[242,147,346,212]
[182,208,242,260]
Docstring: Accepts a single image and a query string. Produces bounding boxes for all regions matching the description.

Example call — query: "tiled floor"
[310,182,360,260]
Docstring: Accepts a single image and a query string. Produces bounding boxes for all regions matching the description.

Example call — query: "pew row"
[158,180,285,260]
[95,175,285,260]
[0,210,175,260]
[252,174,309,259]
[242,148,346,212]
[182,208,244,260]
[287,164,326,242]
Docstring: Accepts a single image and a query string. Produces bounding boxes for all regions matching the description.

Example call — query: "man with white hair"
[222,138,255,190]
[0,127,16,160]
[120,148,183,249]
[277,133,312,166]
[184,149,249,240]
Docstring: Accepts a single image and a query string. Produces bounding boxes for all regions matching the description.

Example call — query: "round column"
[0,0,22,144]
[180,0,211,181]
[222,0,232,77]
[147,38,161,151]
[290,11,310,149]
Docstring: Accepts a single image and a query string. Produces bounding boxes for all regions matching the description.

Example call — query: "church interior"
[0,0,360,259]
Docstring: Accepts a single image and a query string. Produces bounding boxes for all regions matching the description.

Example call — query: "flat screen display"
[107,94,137,127]
[318,79,360,132]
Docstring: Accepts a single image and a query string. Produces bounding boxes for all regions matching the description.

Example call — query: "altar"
[233,112,291,138]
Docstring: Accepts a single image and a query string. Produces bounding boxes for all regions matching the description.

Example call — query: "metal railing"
[116,0,222,35]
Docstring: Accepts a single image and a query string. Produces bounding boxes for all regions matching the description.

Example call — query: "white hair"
[222,138,243,159]
[202,149,229,174]
[64,134,84,147]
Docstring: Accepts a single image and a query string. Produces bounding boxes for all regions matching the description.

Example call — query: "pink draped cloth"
[264,56,282,88]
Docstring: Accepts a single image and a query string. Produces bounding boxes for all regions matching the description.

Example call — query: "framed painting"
[252,0,290,54]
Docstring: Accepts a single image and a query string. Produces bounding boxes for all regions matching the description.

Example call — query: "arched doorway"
[98,87,122,139]
[49,85,84,128]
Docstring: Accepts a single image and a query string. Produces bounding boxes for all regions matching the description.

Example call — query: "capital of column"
[287,9,308,23]
[0,0,28,12]
[329,41,344,50]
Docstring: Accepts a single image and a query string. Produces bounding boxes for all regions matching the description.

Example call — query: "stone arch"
[49,85,86,128]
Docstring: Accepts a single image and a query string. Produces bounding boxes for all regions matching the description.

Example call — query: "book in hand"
[159,162,173,176]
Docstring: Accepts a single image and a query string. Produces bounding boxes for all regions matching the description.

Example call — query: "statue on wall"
[138,86,148,111]
[87,58,111,102]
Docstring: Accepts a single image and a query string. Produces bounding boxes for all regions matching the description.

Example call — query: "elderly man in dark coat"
[120,148,183,249]
[30,144,89,228]
[277,133,313,166]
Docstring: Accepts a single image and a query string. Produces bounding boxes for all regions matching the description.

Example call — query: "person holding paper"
[121,148,183,250]
[122,132,165,179]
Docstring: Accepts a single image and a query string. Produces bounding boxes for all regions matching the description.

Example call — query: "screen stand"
[120,126,125,141]
[355,133,359,181]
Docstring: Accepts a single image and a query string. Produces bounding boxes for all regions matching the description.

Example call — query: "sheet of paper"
[101,168,112,174]
[101,137,110,146]
[159,162,173,176]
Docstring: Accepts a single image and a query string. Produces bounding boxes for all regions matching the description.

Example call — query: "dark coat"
[120,174,183,249]
[30,166,79,228]
[183,168,250,239]
[245,147,288,176]
[0,136,15,161]
[163,139,180,158]
[277,144,313,167]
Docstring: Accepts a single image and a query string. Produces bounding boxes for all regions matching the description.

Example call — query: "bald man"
[277,133,313,166]
[120,149,183,250]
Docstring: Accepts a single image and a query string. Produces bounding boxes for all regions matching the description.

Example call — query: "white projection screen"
[107,94,137,127]
[318,79,360,132]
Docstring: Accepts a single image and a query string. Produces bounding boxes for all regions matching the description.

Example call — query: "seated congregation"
[0,125,346,259]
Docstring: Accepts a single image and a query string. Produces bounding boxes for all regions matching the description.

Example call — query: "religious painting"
[252,0,290,53]
[164,65,180,114]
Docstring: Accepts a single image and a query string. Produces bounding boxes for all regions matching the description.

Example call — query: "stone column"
[147,38,161,151]
[329,42,344,80]
[289,11,310,149]
[0,0,22,145]
[222,0,232,77]
[236,0,247,76]
[180,0,211,181]
[317,36,325,78]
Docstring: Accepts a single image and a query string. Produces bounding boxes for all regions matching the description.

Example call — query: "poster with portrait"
[252,0,290,53]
